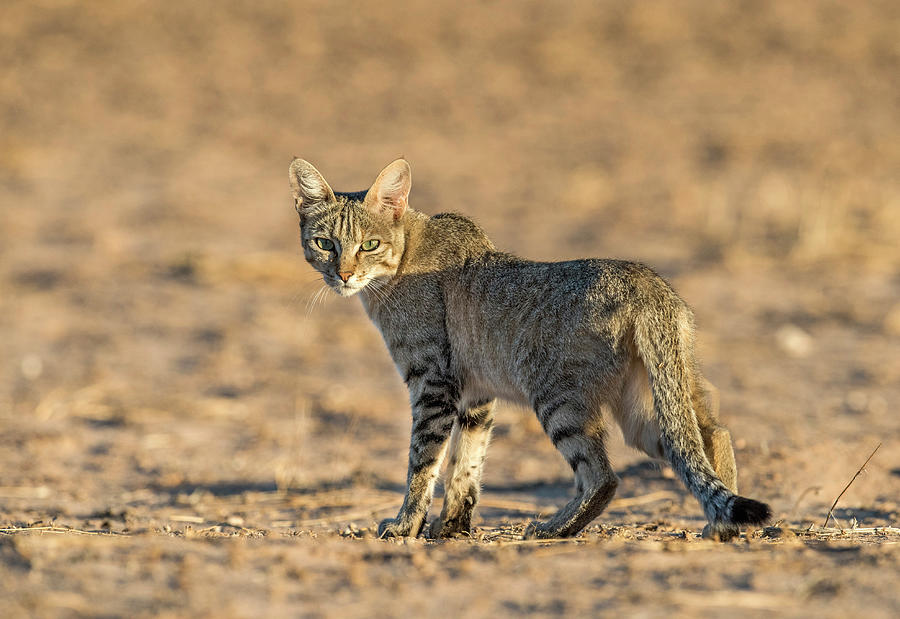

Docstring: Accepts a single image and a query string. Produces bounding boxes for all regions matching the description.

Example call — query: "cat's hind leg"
[525,395,618,539]
[428,399,496,538]
[693,376,741,540]
[615,360,738,497]
[616,359,743,540]
[632,312,771,539]
[693,377,737,493]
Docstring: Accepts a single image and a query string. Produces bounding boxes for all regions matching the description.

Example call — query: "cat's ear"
[365,159,411,221]
[289,158,336,212]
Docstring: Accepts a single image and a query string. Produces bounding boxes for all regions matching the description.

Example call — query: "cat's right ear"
[289,158,336,212]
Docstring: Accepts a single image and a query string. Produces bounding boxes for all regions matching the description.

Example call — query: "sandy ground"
[1,1,899,616]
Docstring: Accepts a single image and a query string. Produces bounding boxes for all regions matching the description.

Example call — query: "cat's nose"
[338,271,353,282]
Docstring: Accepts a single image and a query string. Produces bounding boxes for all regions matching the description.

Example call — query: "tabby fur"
[289,157,771,540]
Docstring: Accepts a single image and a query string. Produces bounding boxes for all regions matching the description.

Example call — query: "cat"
[289,157,771,541]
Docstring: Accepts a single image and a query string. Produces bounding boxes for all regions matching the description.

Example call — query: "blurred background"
[1,0,899,601]
[2,1,899,614]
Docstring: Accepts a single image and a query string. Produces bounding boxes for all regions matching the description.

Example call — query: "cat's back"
[448,253,686,351]
[459,253,664,307]
[410,210,681,323]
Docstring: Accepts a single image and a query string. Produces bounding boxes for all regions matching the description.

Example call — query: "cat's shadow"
[147,460,681,521]
[481,460,680,496]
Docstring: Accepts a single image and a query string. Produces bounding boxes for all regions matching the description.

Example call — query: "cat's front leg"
[428,399,496,538]
[378,372,458,538]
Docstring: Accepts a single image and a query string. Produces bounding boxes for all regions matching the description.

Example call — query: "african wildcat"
[289,157,771,540]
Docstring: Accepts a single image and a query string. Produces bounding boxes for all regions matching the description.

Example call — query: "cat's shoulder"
[424,212,494,252]
[429,211,479,227]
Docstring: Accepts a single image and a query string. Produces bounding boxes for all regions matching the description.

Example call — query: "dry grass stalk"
[822,443,882,528]
[787,485,821,521]
[802,526,900,536]
[0,525,125,536]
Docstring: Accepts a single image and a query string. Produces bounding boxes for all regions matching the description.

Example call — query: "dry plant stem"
[801,526,900,535]
[0,526,125,536]
[788,485,821,521]
[822,442,881,528]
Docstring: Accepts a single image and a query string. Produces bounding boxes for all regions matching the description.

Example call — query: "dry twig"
[0,525,126,536]
[822,442,881,528]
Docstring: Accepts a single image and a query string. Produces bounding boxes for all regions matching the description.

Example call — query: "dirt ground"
[1,1,899,617]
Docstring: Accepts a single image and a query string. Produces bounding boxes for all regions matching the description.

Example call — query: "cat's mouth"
[326,276,365,297]
[336,282,361,297]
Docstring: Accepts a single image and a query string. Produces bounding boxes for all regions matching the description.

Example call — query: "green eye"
[360,239,380,251]
[314,238,334,251]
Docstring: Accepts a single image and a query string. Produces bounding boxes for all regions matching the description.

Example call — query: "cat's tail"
[632,305,771,530]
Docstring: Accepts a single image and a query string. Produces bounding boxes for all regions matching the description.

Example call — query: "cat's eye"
[314,238,334,251]
[360,239,380,251]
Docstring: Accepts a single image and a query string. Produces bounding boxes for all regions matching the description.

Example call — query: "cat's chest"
[361,286,445,352]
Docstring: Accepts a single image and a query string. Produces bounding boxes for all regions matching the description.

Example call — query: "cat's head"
[289,158,410,297]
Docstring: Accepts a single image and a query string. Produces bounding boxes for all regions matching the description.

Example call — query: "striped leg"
[525,394,618,539]
[429,400,496,538]
[378,370,458,539]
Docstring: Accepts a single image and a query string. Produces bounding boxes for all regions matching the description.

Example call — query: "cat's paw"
[426,517,471,539]
[702,522,741,542]
[377,518,407,538]
[522,520,557,540]
[377,517,422,539]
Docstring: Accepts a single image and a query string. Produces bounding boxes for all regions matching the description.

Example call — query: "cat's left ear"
[365,159,411,221]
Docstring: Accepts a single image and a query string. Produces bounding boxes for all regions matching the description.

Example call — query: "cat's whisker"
[316,286,333,307]
[289,272,331,308]
[313,288,329,314]
[376,287,402,320]
[316,285,333,312]
[304,284,329,317]
[365,279,401,320]
[290,287,313,308]
[371,292,398,323]
[302,288,317,316]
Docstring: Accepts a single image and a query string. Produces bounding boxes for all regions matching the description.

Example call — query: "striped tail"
[633,309,771,528]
